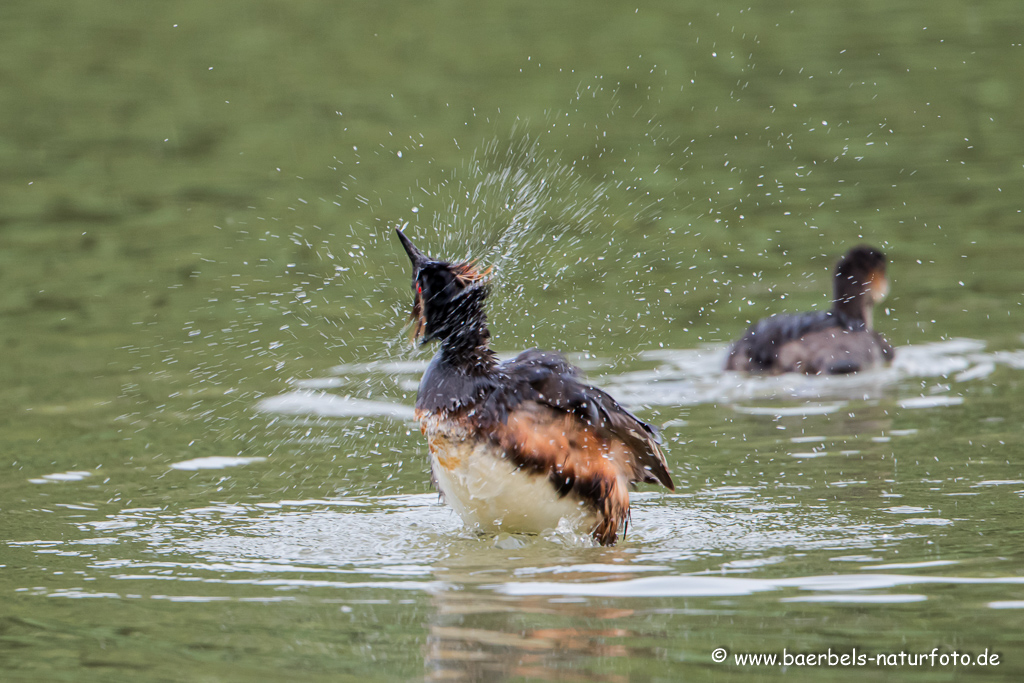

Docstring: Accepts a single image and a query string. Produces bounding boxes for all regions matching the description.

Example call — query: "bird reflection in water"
[425,586,645,682]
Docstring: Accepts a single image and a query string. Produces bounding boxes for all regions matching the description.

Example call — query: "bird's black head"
[833,245,889,324]
[396,228,491,347]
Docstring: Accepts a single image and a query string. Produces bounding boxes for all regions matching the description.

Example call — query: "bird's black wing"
[482,348,674,490]
[729,310,840,370]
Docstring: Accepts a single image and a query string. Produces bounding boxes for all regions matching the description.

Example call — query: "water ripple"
[253,338,1024,421]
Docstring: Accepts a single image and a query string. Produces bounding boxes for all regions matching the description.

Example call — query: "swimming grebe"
[396,228,674,545]
[725,246,894,375]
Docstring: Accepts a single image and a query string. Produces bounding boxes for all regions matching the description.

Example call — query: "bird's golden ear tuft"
[866,270,889,303]
[451,261,491,286]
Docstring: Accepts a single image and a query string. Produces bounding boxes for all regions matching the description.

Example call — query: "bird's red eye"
[416,283,422,295]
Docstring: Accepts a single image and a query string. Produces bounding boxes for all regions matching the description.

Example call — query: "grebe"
[725,246,894,375]
[397,228,674,545]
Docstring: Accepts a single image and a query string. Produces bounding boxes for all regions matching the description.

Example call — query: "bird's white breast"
[421,416,596,536]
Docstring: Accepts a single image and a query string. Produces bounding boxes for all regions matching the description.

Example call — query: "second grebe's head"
[833,246,888,324]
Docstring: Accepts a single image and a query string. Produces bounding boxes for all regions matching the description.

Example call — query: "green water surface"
[2,2,1023,681]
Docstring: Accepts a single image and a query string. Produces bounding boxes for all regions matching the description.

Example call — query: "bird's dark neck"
[417,341,499,415]
[831,294,871,331]
[426,284,497,371]
[416,286,501,414]
[437,334,498,373]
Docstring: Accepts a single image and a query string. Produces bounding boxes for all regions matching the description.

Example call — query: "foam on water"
[11,477,1019,612]
[10,487,930,600]
[254,391,416,420]
[254,337,1022,420]
[169,456,269,471]
[492,573,1024,598]
[28,470,92,484]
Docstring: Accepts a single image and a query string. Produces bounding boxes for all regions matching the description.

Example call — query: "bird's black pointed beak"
[396,228,428,271]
